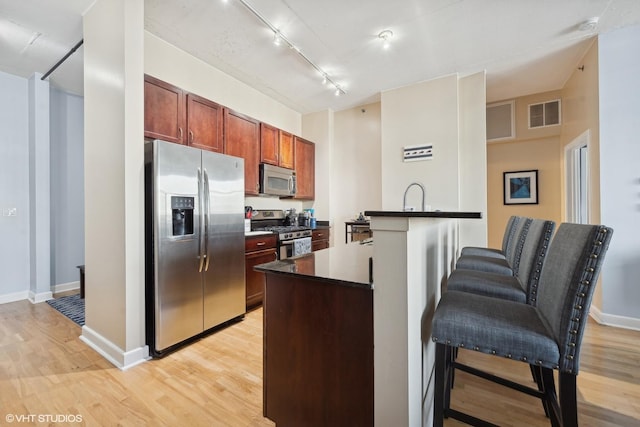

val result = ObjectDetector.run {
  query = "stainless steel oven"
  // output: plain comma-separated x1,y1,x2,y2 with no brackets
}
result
279,231,312,259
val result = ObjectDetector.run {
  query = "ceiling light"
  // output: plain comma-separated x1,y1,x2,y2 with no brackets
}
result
378,29,393,49
273,31,283,46
235,0,347,96
578,17,599,31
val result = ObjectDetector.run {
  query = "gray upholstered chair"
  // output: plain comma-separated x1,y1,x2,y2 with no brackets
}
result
447,219,555,304
460,215,522,259
431,223,613,427
455,217,532,276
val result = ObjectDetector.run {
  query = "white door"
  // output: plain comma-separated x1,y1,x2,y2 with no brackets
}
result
565,130,590,224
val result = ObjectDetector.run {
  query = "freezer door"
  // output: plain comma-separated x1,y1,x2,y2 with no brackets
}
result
201,151,246,330
153,140,204,351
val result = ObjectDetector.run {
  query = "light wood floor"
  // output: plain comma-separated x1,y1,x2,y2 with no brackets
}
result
1,294,639,426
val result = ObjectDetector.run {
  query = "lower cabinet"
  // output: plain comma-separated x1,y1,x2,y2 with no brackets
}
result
311,229,330,252
245,234,278,309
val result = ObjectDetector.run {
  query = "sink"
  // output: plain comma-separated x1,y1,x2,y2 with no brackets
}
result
245,230,273,237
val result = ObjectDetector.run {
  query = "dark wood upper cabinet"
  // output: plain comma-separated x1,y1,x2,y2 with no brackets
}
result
144,75,185,144
294,136,315,200
278,130,294,169
224,108,260,195
260,123,279,166
186,93,224,153
261,124,295,170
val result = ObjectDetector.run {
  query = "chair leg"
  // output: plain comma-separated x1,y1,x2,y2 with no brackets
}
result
541,367,561,427
559,372,578,427
531,365,551,417
434,342,447,427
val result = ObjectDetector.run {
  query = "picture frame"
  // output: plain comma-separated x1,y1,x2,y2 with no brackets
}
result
503,170,538,205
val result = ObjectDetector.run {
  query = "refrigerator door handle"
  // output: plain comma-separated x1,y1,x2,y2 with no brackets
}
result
197,168,205,273
203,168,211,272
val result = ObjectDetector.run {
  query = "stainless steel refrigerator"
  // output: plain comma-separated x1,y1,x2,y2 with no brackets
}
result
145,139,245,357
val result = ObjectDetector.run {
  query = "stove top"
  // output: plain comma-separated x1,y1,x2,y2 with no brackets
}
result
255,225,310,233
254,225,312,240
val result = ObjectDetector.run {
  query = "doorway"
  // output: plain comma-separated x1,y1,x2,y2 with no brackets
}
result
565,130,590,224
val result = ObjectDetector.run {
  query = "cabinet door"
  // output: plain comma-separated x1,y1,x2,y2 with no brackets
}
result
294,136,315,199
245,248,277,308
186,93,224,153
279,130,294,169
224,109,260,195
144,75,185,144
260,123,279,166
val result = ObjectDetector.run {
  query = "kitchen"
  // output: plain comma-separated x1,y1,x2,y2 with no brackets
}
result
3,0,640,425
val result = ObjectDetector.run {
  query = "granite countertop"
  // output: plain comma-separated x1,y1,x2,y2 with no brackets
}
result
254,242,373,289
364,210,482,219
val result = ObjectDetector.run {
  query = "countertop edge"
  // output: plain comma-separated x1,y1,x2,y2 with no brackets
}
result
364,210,482,219
254,255,373,290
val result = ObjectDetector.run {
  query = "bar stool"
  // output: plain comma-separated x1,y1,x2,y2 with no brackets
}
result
455,217,532,276
447,219,555,304
432,223,613,426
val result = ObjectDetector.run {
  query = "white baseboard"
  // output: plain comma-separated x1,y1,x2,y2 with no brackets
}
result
28,290,53,304
590,306,640,331
80,325,149,370
0,290,29,305
1,282,80,305
53,281,80,294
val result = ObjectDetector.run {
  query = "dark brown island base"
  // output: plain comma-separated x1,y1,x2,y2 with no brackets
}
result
255,242,374,427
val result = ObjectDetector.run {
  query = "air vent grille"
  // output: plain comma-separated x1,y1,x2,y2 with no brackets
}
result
486,101,514,142
529,99,561,128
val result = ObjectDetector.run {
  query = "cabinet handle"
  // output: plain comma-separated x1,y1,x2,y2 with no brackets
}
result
316,233,324,237
179,127,183,140
189,130,194,143
256,182,260,192
256,242,266,246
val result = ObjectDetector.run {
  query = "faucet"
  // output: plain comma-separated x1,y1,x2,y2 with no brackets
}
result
403,182,426,211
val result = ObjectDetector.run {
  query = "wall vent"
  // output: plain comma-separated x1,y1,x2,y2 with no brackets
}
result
529,99,561,128
486,100,515,142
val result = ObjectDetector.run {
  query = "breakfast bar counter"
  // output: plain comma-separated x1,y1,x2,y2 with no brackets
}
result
256,211,482,426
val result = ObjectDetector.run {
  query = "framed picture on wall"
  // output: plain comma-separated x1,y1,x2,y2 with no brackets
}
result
503,170,538,205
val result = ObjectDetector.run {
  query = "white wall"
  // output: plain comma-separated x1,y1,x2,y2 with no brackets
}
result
331,103,382,244
50,88,85,287
28,74,52,302
458,72,488,248
381,75,461,212
598,24,640,324
82,0,147,367
0,71,31,301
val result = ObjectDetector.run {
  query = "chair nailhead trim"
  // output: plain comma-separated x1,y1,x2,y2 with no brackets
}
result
491,350,496,354
506,354,512,359
459,343,465,348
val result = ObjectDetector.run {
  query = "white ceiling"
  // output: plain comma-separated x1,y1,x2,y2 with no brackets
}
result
2,0,640,113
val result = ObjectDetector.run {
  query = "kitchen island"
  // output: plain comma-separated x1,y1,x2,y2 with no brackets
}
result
256,211,481,426
255,242,374,427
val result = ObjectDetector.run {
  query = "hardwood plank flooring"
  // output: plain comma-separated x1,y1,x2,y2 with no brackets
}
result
1,294,639,426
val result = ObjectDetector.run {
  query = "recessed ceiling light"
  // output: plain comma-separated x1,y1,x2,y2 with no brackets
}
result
378,29,393,49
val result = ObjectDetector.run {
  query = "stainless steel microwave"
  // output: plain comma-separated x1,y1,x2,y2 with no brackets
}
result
259,163,296,197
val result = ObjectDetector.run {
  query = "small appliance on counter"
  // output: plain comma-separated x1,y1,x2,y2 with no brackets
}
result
251,209,313,259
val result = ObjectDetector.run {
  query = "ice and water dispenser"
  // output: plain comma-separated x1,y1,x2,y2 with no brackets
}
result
171,196,194,236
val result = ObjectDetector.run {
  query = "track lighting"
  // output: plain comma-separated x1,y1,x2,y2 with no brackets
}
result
273,31,283,46
235,0,346,96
